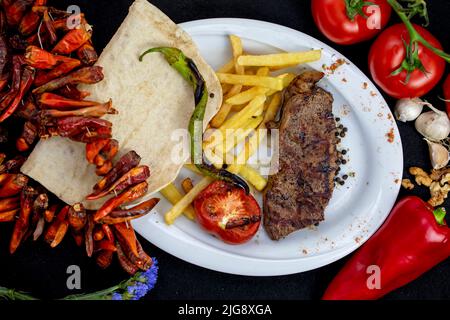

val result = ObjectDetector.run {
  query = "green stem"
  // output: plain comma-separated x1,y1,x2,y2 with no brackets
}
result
61,284,120,300
433,207,446,226
388,0,450,63
0,287,38,300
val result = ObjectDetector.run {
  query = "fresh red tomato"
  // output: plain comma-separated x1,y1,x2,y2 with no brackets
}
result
193,181,261,245
311,0,392,45
444,74,450,117
369,23,445,99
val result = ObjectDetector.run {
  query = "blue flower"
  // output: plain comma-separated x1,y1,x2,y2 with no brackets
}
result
121,258,158,300
111,292,122,300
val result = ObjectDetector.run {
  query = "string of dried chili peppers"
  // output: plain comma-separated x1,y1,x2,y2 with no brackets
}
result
0,1,157,275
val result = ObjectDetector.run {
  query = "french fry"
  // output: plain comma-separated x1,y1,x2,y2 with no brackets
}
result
212,116,264,168
237,50,322,67
229,35,244,75
160,184,195,222
216,73,284,91
234,93,282,165
210,103,233,128
217,59,235,73
226,163,267,191
210,84,243,128
226,73,294,106
236,165,267,191
223,94,281,190
164,177,213,225
211,36,245,128
204,95,266,149
263,92,282,124
181,178,194,193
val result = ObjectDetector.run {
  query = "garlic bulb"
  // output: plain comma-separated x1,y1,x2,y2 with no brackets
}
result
425,139,449,170
394,98,427,122
415,104,450,141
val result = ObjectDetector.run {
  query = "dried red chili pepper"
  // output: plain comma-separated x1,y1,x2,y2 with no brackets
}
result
30,193,48,241
67,203,87,231
71,230,84,247
95,161,113,176
10,186,37,254
0,56,23,112
93,151,141,193
0,196,19,212
93,227,105,241
56,85,90,100
0,156,26,174
94,182,149,222
0,71,10,92
56,116,112,138
52,13,85,32
43,204,57,223
0,173,28,198
77,41,98,66
0,35,8,76
99,198,159,224
44,205,68,247
33,66,103,94
15,96,39,120
24,45,59,69
88,166,150,200
0,8,6,34
0,208,18,222
136,239,152,270
41,100,117,119
0,66,35,122
70,125,112,143
93,138,119,167
42,9,57,45
116,241,139,275
34,56,81,86
39,92,99,109
113,222,139,258
86,139,109,164
96,250,114,269
5,0,34,27
16,121,38,152
52,25,92,54
115,225,149,271
85,213,95,257
18,0,47,36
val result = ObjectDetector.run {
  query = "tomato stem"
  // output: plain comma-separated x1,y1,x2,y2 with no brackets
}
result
388,0,450,63
344,0,376,21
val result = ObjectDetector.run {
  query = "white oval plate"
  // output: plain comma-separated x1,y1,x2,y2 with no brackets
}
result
132,19,403,276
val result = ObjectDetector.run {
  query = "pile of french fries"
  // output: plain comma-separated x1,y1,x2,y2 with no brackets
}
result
162,35,322,225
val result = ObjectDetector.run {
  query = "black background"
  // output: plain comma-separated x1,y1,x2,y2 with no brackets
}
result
0,0,449,300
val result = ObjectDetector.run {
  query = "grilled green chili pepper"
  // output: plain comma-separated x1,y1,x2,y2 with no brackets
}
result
139,47,249,193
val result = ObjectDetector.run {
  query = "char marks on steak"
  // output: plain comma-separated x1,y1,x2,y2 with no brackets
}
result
263,71,338,240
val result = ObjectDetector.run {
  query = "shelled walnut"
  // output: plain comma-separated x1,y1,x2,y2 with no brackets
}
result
406,166,450,206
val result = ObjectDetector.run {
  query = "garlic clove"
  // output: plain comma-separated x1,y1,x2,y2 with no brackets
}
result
415,104,450,142
394,98,424,122
426,139,449,170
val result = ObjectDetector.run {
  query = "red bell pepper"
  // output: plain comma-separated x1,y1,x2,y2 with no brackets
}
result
323,196,450,300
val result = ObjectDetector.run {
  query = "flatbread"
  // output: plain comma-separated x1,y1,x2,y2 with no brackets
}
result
21,0,222,210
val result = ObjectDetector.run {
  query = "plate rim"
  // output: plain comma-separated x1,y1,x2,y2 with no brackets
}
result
133,18,404,276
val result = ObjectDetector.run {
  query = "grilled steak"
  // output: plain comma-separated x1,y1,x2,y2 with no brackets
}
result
263,71,338,240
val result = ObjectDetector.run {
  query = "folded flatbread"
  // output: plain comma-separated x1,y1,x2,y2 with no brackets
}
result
21,0,222,209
